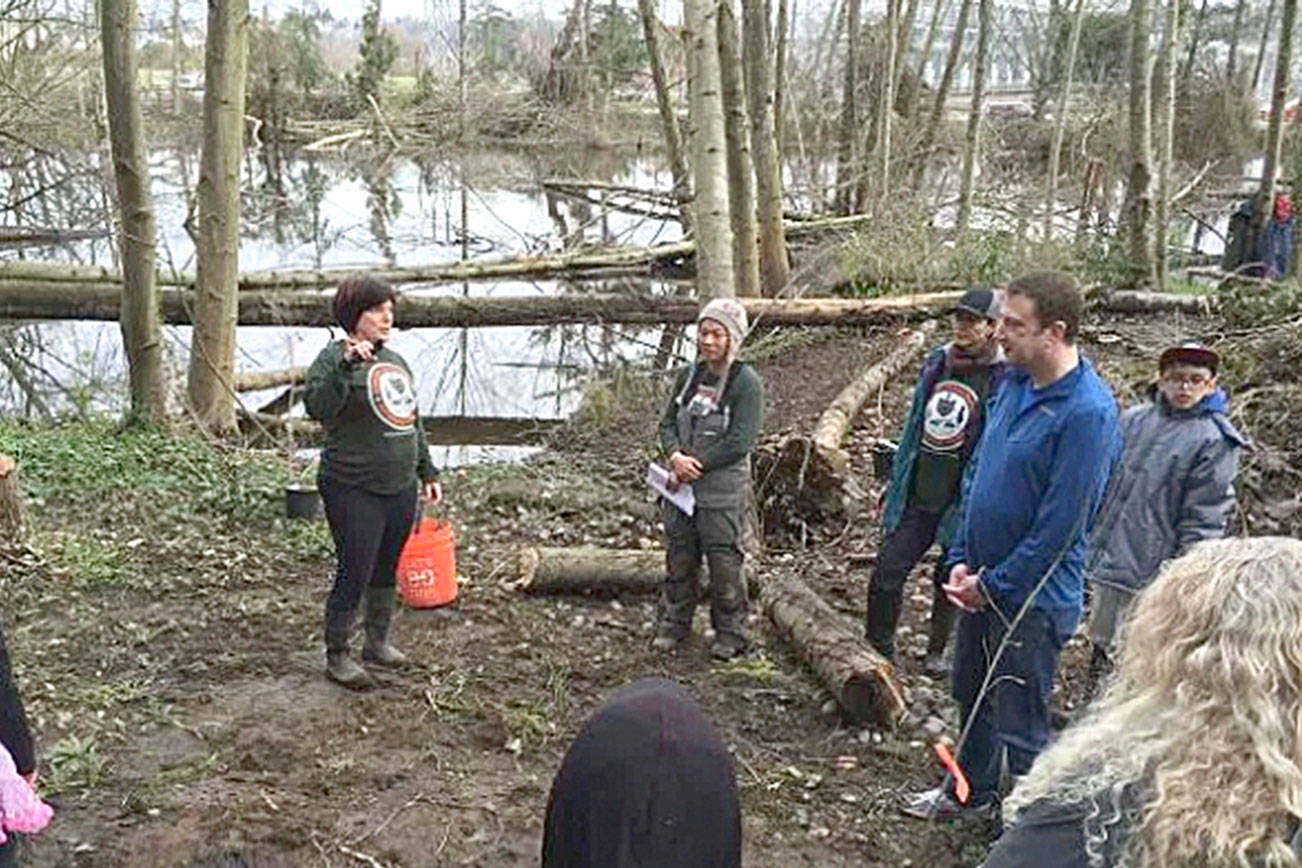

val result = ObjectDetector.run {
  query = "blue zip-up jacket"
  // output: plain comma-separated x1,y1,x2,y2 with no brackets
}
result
947,358,1121,638
881,345,1007,547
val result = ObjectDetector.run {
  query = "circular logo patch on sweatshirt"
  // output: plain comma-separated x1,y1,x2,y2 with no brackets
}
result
367,363,418,431
922,380,979,451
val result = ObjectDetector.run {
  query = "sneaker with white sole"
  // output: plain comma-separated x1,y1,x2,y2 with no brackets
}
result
900,785,1000,827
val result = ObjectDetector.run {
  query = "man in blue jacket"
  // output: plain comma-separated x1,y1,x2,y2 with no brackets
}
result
903,271,1121,823
867,287,1006,676
1084,342,1247,695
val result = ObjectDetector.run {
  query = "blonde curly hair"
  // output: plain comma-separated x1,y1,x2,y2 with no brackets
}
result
1005,537,1302,867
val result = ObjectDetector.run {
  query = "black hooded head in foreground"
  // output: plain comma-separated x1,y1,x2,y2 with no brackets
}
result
541,677,741,868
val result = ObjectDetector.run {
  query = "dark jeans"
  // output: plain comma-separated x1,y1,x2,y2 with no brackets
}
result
320,478,419,652
952,606,1064,800
869,505,948,596
660,502,747,641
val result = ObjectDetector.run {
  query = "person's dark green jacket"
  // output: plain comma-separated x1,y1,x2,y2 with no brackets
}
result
659,362,763,470
304,340,437,495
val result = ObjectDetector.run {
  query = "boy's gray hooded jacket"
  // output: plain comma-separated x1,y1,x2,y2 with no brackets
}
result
1087,388,1248,593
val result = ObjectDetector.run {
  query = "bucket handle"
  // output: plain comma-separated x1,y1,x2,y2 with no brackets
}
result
411,491,445,536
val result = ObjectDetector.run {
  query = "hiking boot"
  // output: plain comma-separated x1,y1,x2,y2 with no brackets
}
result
865,586,902,661
900,786,999,826
362,586,408,667
710,634,747,661
326,651,375,689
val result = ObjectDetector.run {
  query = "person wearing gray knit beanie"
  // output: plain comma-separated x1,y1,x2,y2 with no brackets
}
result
653,299,764,660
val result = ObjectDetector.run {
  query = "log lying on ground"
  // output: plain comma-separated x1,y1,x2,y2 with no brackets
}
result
508,543,906,725
512,546,663,594
756,324,938,535
757,567,906,726
234,366,306,392
812,320,939,455
0,285,1209,328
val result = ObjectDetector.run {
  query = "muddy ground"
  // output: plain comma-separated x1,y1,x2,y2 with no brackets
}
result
2,311,1298,867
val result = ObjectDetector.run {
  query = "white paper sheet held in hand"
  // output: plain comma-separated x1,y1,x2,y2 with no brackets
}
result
647,462,695,516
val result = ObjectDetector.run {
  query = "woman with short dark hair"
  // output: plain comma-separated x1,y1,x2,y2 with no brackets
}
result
305,277,441,688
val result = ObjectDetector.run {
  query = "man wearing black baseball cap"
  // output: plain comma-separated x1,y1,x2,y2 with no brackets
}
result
1083,340,1248,695
867,286,1007,676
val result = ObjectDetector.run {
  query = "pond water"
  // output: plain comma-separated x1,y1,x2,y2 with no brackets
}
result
0,143,688,464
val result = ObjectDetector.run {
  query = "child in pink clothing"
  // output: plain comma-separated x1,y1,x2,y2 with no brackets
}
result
0,743,49,844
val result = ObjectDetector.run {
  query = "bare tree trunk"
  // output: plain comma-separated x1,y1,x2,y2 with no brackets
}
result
170,0,182,114
686,0,736,298
1045,0,1085,243
1253,0,1279,93
101,0,167,425
774,0,790,156
1227,0,1246,85
835,0,862,214
1255,0,1297,253
637,0,694,233
1123,0,1156,287
1155,0,1180,289
911,0,950,117
743,0,790,296
1179,0,1208,89
188,0,248,431
915,0,973,187
718,0,761,296
955,0,990,236
875,0,900,205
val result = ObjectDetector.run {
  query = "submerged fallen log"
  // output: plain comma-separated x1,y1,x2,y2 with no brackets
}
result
0,285,1209,328
512,546,663,594
239,413,565,446
756,568,906,726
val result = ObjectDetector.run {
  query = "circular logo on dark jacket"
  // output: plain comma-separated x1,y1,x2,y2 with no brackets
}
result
366,363,417,431
922,380,979,451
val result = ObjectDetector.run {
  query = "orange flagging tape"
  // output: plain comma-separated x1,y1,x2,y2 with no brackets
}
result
934,741,970,805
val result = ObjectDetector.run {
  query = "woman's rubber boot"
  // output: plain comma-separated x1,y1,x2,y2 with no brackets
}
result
362,586,409,667
922,585,957,679
326,650,375,689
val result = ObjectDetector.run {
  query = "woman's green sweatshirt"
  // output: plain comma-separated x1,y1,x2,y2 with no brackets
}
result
304,340,437,494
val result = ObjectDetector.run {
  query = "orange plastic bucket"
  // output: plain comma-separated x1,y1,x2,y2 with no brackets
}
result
396,518,458,608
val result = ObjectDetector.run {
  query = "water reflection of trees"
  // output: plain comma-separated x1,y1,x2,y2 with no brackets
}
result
0,147,113,265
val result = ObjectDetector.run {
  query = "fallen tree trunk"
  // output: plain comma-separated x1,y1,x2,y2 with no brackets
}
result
756,567,906,726
812,321,938,454
757,324,939,537
0,214,881,291
508,542,906,725
234,366,306,392
0,285,1209,328
240,412,565,446
512,546,663,594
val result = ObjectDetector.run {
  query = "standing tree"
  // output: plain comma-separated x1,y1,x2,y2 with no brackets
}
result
170,0,183,114
1226,0,1247,85
915,0,973,187
686,0,736,298
101,0,167,425
874,0,900,205
636,0,693,231
1122,0,1155,286
1044,0,1086,243
718,0,760,296
1252,0,1280,93
1154,0,1180,289
188,0,249,432
742,0,790,295
1255,0,1298,254
350,0,397,112
955,0,991,236
910,0,952,117
835,0,863,213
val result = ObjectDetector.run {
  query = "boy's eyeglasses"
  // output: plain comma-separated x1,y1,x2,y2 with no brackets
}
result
1161,373,1211,387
